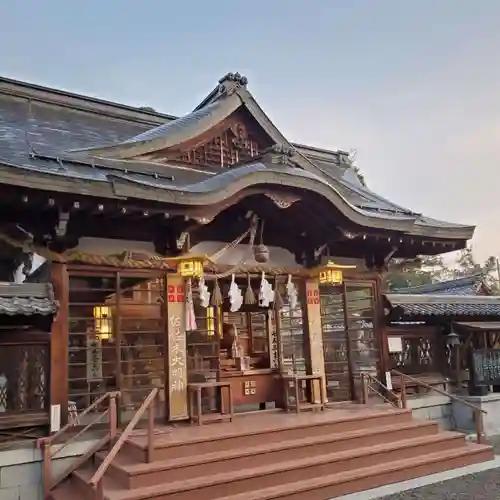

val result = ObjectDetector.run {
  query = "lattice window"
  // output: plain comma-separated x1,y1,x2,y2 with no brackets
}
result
177,123,260,167
0,344,49,414
389,333,440,375
275,280,306,375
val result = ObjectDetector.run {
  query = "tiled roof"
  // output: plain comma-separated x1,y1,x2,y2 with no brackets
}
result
392,274,487,296
386,294,500,318
0,75,475,241
0,283,58,316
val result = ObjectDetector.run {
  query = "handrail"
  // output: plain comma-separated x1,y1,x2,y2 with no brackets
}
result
43,391,119,447
51,408,110,459
360,373,400,408
391,370,486,414
392,370,486,444
38,390,119,499
90,387,159,490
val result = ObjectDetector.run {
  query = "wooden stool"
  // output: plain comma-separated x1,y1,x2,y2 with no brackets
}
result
188,381,234,425
282,374,326,413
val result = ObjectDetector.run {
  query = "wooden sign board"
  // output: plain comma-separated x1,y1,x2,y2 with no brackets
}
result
388,336,403,353
304,280,327,403
471,349,500,387
86,336,103,382
167,275,188,421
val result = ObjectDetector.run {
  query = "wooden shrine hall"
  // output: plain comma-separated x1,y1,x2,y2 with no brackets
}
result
0,73,493,499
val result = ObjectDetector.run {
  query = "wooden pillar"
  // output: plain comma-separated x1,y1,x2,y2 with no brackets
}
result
166,274,188,421
304,279,327,403
50,262,69,425
375,274,389,379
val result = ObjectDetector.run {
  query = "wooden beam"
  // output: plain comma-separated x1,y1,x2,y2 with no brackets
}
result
50,262,69,425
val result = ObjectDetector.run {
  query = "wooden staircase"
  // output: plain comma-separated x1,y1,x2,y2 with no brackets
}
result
48,404,494,500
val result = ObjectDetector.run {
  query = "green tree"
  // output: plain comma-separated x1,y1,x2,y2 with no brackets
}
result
384,255,448,291
450,246,499,293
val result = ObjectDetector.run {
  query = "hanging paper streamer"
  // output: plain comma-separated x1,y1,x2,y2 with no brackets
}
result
211,279,223,306
198,277,211,308
258,272,274,308
185,278,197,331
244,273,256,305
229,274,243,312
286,274,298,310
273,277,284,310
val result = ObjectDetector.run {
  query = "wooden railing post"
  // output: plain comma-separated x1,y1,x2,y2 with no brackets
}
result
109,394,117,443
147,394,155,463
41,439,52,499
399,374,407,409
96,478,104,500
474,408,484,444
361,374,369,404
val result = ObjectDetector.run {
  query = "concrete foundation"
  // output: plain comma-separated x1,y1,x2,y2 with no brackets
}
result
408,394,453,430
0,438,99,500
452,392,500,437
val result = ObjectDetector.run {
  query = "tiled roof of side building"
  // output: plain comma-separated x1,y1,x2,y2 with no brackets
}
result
392,274,487,296
0,282,58,316
386,293,500,317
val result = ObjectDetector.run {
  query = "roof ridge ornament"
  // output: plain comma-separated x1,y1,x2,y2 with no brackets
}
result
262,144,296,166
217,72,248,98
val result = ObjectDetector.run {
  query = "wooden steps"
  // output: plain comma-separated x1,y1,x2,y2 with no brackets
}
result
49,406,495,500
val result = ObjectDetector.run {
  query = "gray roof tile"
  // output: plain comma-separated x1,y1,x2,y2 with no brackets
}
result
0,79,475,240
387,294,500,317
393,274,486,296
0,283,58,316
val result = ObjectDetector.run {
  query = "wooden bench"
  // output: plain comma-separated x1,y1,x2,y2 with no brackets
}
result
187,381,234,426
282,374,326,413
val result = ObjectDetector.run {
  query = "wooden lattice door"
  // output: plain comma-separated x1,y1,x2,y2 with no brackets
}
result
320,282,379,402
68,270,167,422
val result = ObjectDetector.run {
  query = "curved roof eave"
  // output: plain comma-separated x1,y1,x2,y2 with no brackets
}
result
67,94,242,159
0,157,474,240
107,162,475,240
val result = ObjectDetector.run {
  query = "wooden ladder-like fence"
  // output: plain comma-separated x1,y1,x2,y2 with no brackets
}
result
361,370,486,444
38,391,119,499
89,387,160,499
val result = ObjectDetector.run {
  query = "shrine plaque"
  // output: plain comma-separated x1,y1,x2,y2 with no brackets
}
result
167,274,188,421
471,349,500,386
305,280,327,403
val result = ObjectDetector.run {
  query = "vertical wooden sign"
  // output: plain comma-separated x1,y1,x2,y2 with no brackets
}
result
267,310,279,369
166,274,188,421
304,279,327,403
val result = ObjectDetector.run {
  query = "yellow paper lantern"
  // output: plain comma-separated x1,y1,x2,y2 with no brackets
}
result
316,261,356,285
178,258,204,278
93,305,113,340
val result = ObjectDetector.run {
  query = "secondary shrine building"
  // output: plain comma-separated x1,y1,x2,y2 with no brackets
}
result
0,72,474,430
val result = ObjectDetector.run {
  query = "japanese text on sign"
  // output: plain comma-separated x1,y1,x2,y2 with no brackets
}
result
168,315,186,393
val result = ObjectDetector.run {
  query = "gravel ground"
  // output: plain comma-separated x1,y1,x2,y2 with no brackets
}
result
379,438,500,500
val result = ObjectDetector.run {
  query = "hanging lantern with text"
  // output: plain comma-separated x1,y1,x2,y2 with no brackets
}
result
177,257,204,278
317,261,356,285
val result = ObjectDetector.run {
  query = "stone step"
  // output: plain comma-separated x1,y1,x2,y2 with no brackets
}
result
207,444,495,500
123,408,413,461
71,432,475,499
96,420,442,488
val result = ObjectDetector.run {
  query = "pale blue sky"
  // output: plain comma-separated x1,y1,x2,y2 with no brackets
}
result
1,1,500,260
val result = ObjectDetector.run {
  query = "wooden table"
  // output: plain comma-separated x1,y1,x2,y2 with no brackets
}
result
187,381,234,426
282,374,326,413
